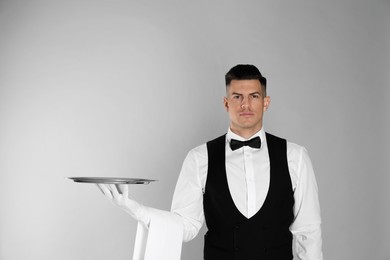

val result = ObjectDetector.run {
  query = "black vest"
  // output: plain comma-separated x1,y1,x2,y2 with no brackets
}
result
203,133,294,260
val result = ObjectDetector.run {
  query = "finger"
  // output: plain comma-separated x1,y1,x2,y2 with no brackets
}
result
122,184,129,198
115,184,123,194
98,184,113,199
96,184,105,195
109,184,120,198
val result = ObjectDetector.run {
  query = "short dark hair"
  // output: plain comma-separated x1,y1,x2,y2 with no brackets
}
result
225,64,267,95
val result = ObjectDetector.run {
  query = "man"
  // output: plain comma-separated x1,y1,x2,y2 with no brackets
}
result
98,64,323,259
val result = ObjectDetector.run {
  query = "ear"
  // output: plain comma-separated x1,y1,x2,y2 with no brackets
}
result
223,97,229,111
263,96,271,112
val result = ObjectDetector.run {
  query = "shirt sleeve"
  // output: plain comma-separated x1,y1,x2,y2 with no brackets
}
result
289,145,323,260
171,147,206,242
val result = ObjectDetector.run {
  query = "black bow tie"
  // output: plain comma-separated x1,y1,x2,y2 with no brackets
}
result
230,136,261,151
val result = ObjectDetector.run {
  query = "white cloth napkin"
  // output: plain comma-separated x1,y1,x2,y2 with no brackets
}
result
133,208,183,260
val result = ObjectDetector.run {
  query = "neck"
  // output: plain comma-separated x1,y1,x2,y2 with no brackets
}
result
230,125,262,139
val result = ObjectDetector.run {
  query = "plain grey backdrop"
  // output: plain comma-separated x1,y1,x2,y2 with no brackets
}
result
0,0,389,259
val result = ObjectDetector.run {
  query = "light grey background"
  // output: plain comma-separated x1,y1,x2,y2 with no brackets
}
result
0,0,389,259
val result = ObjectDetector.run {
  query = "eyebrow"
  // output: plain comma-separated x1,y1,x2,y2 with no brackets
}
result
231,91,262,96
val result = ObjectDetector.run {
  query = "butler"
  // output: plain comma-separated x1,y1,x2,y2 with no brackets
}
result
98,64,323,260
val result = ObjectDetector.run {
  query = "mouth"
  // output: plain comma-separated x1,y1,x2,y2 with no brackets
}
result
240,112,254,117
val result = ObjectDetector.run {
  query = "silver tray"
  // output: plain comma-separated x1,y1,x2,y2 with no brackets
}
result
68,177,156,184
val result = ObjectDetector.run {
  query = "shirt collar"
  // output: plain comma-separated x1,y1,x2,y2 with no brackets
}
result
226,127,266,145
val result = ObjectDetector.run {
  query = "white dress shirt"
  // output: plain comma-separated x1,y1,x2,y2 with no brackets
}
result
171,128,323,260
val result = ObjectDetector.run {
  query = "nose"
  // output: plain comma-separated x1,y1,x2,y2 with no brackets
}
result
241,97,249,109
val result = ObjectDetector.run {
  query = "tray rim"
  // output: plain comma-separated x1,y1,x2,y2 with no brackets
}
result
67,177,157,184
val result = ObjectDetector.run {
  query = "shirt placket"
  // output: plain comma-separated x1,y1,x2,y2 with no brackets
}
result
243,146,256,218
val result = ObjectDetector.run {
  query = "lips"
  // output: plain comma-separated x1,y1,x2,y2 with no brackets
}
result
240,112,254,117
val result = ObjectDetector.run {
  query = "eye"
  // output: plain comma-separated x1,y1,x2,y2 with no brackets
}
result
232,95,242,100
251,94,260,99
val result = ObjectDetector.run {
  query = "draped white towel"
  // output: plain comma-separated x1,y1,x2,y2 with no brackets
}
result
133,208,183,260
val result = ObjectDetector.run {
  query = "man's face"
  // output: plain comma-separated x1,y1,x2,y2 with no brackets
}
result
224,79,270,137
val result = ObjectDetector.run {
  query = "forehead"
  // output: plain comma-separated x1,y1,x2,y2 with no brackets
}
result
227,79,263,94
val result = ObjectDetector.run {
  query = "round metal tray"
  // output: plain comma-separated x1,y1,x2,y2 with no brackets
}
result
68,177,156,184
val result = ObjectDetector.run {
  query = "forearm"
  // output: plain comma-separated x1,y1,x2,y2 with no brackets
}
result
172,211,204,242
291,224,323,260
